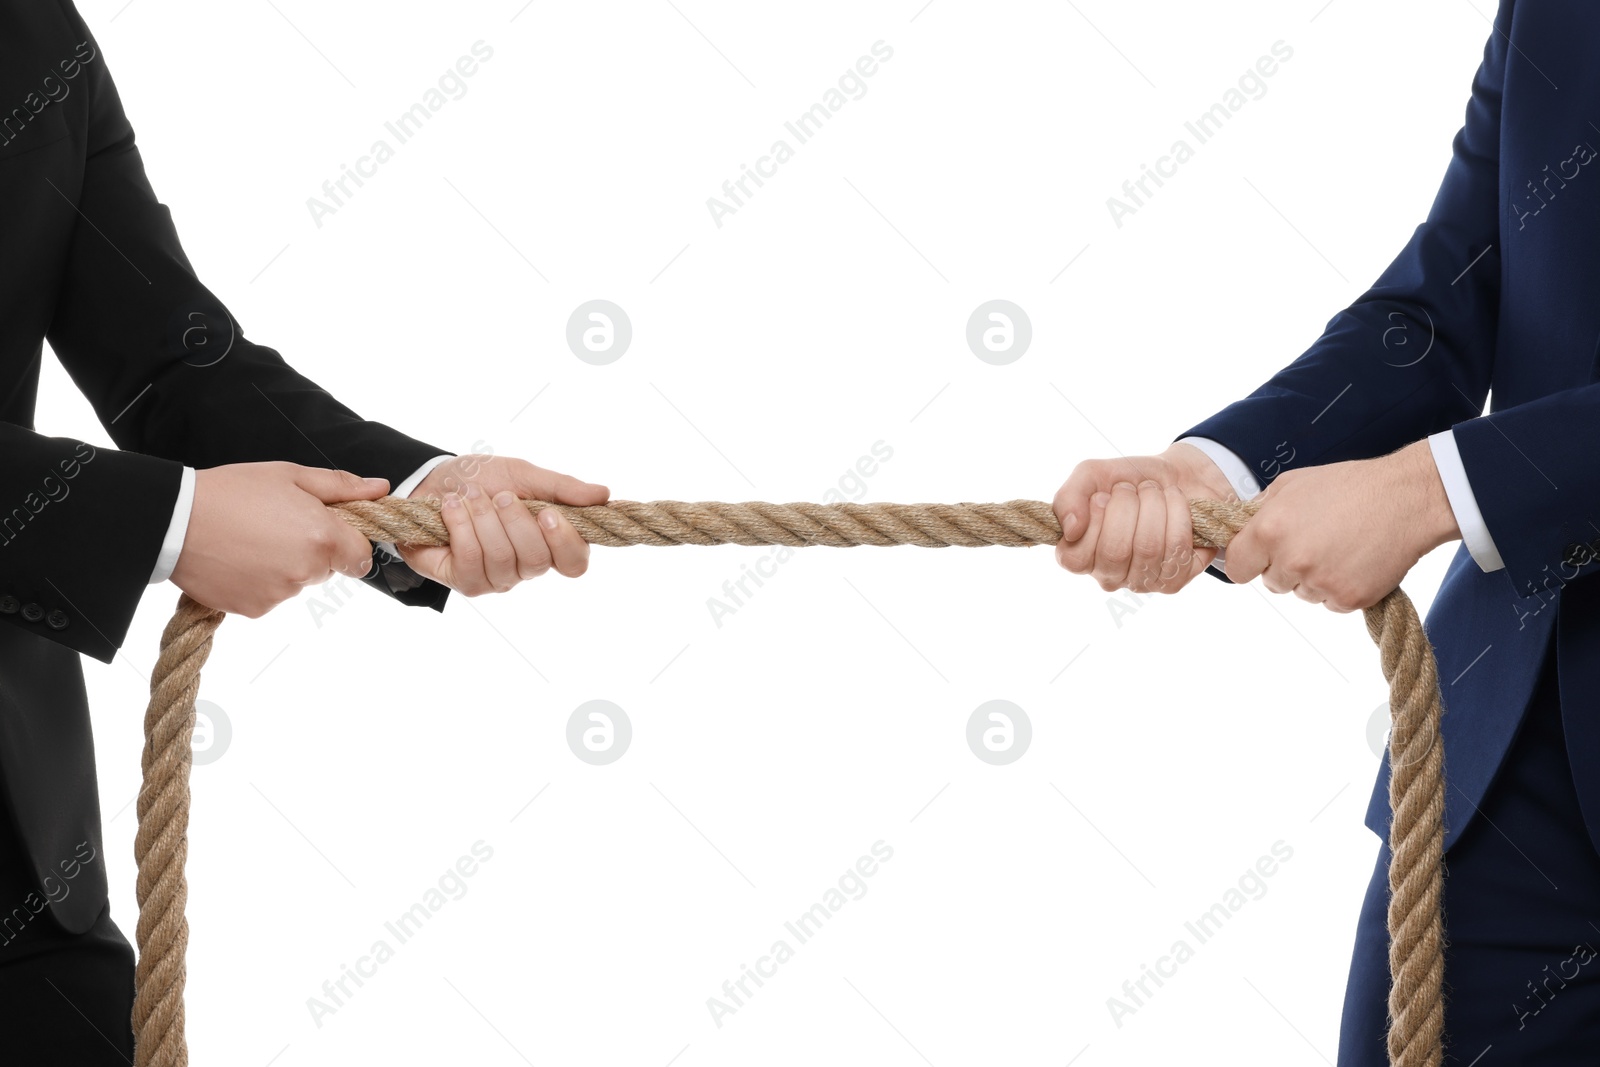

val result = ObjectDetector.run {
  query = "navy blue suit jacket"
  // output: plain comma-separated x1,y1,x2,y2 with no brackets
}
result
1179,0,1600,852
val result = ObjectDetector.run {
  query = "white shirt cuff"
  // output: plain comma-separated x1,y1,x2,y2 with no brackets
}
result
1176,437,1261,573
1427,428,1504,572
1177,436,1262,500
148,465,197,585
374,454,455,562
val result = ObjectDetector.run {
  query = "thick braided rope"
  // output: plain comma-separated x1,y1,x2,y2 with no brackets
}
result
134,496,1443,1067
1194,501,1444,1067
133,593,223,1067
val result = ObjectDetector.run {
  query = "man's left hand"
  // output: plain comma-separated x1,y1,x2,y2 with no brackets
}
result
398,455,609,596
1222,439,1460,612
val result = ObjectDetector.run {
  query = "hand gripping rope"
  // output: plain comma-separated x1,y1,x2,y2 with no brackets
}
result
132,496,1444,1067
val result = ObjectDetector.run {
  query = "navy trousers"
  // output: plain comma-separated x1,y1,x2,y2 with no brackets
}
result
1339,635,1600,1063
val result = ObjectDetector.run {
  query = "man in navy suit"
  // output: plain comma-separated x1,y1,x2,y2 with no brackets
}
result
1055,1,1600,1061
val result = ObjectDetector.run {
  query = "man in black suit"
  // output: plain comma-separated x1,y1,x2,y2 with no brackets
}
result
0,3,606,1059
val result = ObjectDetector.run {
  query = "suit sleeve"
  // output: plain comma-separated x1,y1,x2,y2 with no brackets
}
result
1176,5,1508,525
0,428,181,663
44,0,453,618
1449,381,1600,596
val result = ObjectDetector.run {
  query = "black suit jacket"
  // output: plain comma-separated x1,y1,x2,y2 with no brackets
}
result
0,0,452,933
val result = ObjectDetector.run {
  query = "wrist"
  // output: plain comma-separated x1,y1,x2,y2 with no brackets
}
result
1164,441,1238,502
1390,439,1460,553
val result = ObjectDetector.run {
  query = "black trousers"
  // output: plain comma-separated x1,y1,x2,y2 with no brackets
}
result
1339,634,1600,1063
0,803,135,1063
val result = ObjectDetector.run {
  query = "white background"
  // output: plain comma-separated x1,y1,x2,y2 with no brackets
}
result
38,0,1493,1063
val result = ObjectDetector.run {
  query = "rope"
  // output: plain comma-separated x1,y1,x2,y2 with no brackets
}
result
132,496,1443,1067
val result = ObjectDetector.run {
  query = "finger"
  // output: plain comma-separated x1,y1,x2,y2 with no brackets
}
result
1156,485,1196,591
398,542,447,582
439,491,489,595
1178,544,1218,587
1260,562,1299,596
464,483,520,593
512,462,610,506
493,490,554,580
294,465,390,504
1223,527,1268,586
1127,480,1167,592
328,519,376,580
1052,471,1095,544
1292,582,1326,605
1056,490,1108,573
1053,460,1128,543
536,506,591,578
1092,481,1141,590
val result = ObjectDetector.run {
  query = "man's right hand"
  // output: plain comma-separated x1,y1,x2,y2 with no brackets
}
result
171,462,393,617
1052,442,1239,594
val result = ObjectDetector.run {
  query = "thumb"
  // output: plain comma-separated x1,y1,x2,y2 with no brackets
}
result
513,461,610,506
1185,545,1218,582
294,466,390,504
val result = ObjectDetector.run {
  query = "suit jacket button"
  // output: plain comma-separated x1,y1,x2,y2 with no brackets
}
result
0,595,17,614
20,603,43,622
45,610,69,630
